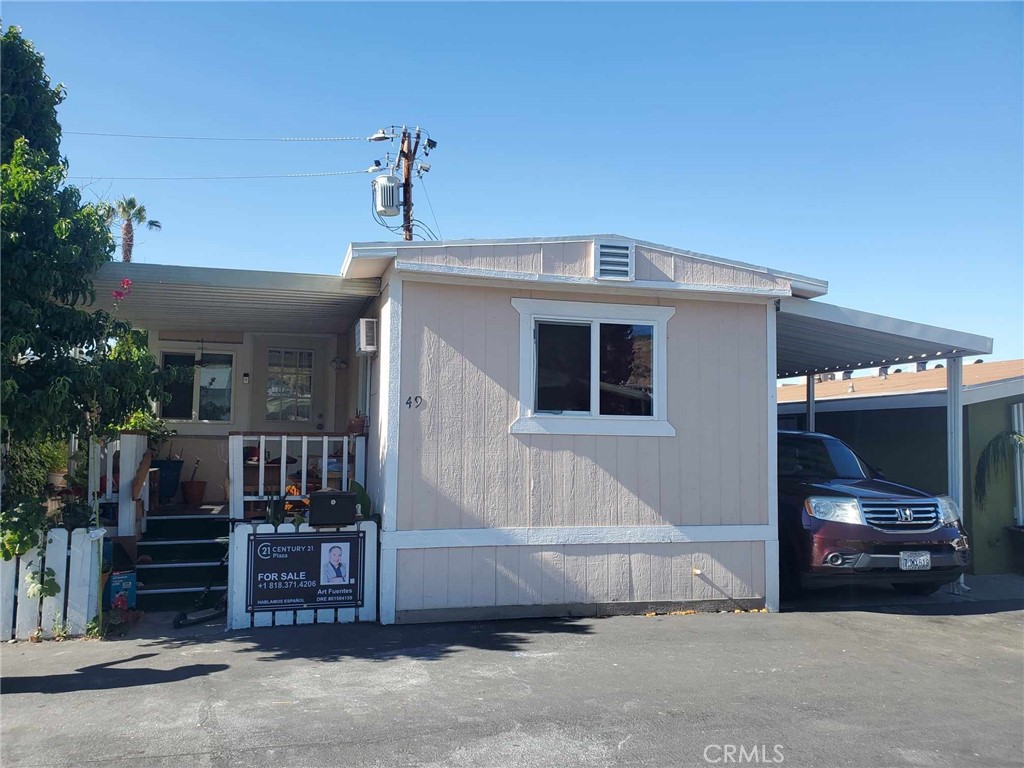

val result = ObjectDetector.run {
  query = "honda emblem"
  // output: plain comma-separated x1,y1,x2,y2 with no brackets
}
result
896,507,914,522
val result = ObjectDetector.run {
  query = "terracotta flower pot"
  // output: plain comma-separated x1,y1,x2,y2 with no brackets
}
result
180,480,207,506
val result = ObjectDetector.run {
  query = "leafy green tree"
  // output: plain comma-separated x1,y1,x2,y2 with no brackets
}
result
108,195,161,262
0,25,61,166
1,25,168,520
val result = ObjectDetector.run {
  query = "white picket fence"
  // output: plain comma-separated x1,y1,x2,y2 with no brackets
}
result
0,528,103,640
226,520,378,631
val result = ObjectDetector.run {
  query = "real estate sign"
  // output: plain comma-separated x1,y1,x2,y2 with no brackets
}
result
246,531,365,612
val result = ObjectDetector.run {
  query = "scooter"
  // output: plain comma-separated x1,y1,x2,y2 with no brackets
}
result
172,545,229,629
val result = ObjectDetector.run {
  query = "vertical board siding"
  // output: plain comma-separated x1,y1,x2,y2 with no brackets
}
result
396,242,788,293
398,282,769,531
396,542,766,610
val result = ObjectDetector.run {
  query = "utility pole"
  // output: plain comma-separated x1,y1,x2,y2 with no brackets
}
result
399,127,421,242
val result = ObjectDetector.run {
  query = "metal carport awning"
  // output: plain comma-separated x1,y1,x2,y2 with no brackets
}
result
776,297,993,379
91,262,380,334
774,297,993,577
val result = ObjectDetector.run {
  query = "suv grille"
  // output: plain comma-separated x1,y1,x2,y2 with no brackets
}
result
861,501,940,532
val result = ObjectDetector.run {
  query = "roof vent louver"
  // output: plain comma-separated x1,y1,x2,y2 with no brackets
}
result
594,240,635,281
356,318,379,356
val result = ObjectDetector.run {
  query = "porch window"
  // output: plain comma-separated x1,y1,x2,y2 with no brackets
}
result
266,348,314,422
511,298,674,437
161,352,234,422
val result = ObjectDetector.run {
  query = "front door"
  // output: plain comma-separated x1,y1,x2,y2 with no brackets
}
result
249,334,336,434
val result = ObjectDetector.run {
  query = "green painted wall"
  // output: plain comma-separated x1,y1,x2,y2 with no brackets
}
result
963,399,1021,575
781,395,1023,574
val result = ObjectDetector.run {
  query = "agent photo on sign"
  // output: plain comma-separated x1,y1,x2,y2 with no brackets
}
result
320,543,351,585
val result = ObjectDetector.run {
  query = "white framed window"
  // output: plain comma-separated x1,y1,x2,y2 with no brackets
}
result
593,239,635,281
265,348,314,422
161,351,234,422
510,298,675,437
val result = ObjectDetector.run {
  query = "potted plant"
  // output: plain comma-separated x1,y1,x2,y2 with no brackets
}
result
347,411,368,435
120,410,181,503
180,459,206,506
39,438,69,489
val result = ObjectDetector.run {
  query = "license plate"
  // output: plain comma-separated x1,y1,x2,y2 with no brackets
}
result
899,551,931,571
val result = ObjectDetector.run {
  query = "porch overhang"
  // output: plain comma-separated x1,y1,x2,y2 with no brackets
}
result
92,262,380,334
776,297,993,379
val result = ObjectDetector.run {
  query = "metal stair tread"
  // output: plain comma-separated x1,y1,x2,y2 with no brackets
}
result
136,560,225,569
137,583,228,595
139,537,230,545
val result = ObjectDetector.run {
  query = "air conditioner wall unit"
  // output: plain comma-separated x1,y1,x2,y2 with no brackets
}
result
356,317,379,356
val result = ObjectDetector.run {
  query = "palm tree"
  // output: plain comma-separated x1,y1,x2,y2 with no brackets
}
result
109,196,161,262
973,430,1024,508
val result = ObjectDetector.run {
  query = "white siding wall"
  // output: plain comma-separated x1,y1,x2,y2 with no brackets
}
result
397,283,769,530
387,280,771,618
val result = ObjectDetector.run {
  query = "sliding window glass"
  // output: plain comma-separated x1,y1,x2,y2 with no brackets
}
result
161,353,196,419
599,323,654,416
535,322,590,413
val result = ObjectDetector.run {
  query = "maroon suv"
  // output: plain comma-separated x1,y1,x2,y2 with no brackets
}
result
778,430,971,596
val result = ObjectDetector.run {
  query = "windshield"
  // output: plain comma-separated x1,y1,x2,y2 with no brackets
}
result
778,435,871,481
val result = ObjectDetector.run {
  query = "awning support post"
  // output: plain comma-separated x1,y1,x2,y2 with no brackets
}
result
946,358,969,593
805,375,816,432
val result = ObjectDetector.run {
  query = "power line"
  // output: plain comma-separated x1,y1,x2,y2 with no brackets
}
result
68,169,371,181
65,130,367,142
418,173,443,241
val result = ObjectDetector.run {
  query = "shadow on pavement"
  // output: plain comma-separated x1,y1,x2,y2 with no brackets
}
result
134,615,596,664
782,582,1024,616
1,653,229,695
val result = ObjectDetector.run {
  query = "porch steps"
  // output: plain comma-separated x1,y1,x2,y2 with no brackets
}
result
135,511,231,612
145,514,230,540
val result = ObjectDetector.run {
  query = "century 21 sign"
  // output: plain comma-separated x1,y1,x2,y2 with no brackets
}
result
246,531,365,613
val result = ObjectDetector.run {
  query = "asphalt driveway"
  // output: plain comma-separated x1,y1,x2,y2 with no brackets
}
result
1,592,1022,768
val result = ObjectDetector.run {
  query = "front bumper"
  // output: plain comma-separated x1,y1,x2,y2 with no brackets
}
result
798,518,970,588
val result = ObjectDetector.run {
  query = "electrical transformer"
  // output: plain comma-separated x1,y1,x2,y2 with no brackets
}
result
372,174,401,217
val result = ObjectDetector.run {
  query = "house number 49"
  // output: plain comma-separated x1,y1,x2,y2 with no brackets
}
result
405,396,423,409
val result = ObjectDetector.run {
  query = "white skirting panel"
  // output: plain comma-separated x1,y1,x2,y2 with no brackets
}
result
393,540,766,615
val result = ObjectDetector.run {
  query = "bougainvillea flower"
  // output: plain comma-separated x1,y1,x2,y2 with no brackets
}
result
120,278,133,290
111,290,125,301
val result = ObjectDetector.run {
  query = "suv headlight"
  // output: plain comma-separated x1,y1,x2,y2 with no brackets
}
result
805,497,864,525
937,495,961,524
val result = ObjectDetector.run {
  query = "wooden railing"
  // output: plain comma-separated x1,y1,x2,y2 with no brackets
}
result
86,432,150,537
227,433,367,520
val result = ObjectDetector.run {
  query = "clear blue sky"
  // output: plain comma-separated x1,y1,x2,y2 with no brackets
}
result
8,2,1023,360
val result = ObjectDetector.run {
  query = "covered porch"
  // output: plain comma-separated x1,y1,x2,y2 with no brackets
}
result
89,262,380,609
91,261,380,511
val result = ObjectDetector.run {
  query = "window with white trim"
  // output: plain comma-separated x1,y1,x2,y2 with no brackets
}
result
511,298,675,437
161,351,234,422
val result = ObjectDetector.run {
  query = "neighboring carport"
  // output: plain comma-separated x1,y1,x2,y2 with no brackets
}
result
774,296,993,542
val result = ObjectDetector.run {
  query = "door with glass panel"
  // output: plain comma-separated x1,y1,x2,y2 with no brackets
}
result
251,335,332,433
